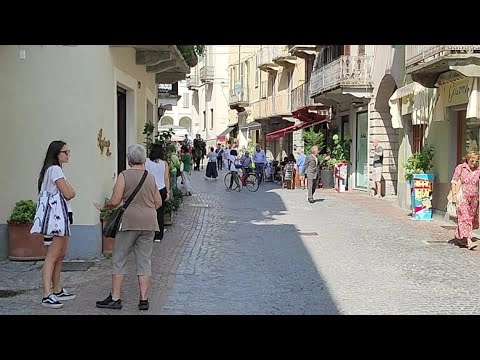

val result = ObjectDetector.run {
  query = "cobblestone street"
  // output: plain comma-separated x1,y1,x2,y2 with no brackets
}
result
2,168,480,315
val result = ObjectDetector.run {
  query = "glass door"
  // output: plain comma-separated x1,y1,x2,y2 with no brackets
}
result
355,111,369,189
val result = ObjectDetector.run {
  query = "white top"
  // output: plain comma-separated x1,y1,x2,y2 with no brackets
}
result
145,158,167,190
207,152,217,162
227,153,238,172
41,165,72,212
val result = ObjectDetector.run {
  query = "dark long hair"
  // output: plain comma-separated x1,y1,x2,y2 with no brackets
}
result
38,140,66,193
149,144,165,161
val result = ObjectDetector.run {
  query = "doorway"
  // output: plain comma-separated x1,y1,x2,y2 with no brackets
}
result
355,111,369,189
117,86,127,174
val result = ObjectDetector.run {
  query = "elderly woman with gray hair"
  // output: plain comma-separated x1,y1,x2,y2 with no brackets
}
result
94,144,162,311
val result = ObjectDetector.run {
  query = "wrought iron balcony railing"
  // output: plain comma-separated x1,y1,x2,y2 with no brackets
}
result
309,55,374,97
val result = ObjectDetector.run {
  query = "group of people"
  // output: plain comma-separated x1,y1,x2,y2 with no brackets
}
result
32,133,480,312
34,140,182,311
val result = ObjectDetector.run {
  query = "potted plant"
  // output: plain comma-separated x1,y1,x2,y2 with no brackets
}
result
403,145,435,220
100,207,116,255
164,187,183,225
328,134,351,192
7,199,46,261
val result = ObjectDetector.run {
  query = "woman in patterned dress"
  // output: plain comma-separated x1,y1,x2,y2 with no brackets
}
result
451,150,480,250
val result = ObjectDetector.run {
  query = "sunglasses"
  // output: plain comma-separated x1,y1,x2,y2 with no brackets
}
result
60,150,71,155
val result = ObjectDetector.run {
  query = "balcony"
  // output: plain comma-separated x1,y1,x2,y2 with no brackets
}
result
200,66,214,83
257,46,280,73
158,83,180,99
186,75,200,90
110,45,190,84
272,45,296,67
309,55,374,98
229,86,250,107
405,45,480,88
288,45,317,59
251,92,291,120
291,82,315,112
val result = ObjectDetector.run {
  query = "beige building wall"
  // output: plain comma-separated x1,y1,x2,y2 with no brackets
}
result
0,45,158,259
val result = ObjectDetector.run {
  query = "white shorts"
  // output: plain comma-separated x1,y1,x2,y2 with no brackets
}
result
372,166,382,182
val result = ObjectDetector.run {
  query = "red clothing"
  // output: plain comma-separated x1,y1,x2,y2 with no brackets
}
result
452,163,480,239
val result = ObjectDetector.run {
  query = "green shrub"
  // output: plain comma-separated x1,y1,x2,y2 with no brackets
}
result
9,200,36,223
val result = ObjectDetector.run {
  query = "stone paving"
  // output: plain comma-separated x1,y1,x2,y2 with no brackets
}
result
2,169,480,315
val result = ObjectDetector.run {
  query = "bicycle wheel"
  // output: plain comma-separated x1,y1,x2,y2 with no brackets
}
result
245,173,260,192
224,172,238,191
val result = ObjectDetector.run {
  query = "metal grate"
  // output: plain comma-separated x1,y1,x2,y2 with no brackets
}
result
298,231,319,236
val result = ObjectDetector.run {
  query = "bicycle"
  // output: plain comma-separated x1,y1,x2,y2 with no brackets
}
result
224,169,259,192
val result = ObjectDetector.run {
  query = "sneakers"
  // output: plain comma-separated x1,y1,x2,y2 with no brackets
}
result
54,288,76,301
138,299,149,311
42,294,63,309
96,293,122,309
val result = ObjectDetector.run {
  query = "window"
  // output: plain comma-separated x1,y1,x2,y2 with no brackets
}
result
203,111,206,130
210,109,214,129
183,92,189,108
412,124,426,153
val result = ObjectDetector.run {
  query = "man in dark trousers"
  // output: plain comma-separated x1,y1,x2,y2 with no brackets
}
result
304,145,330,203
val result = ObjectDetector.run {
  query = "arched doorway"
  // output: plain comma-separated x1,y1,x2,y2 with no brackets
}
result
160,116,174,126
179,116,192,135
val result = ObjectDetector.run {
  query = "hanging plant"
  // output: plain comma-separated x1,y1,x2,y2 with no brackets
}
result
177,45,205,67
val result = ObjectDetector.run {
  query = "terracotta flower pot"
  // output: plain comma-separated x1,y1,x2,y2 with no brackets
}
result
8,222,46,261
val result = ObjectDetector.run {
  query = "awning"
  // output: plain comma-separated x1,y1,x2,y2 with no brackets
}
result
217,123,238,138
265,119,326,142
239,121,262,131
388,82,435,129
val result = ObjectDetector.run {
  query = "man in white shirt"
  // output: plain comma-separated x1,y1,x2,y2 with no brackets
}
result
253,145,267,184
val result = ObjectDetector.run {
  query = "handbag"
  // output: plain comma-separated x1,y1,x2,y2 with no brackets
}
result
103,170,148,239
446,178,463,218
31,167,71,237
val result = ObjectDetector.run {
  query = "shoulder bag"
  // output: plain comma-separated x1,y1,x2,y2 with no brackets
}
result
103,170,148,238
31,166,71,237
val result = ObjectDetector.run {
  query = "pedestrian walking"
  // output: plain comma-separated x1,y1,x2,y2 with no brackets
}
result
145,144,170,242
450,150,480,250
34,140,76,309
304,145,329,203
371,138,384,198
205,146,219,180
93,144,162,311
180,145,193,196
296,148,307,190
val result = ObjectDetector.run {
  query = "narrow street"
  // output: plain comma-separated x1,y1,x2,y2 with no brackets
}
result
2,168,480,315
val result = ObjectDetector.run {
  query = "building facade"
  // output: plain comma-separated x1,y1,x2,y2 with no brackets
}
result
158,80,194,137
187,45,230,149
0,45,190,260
309,45,404,195
390,45,480,214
